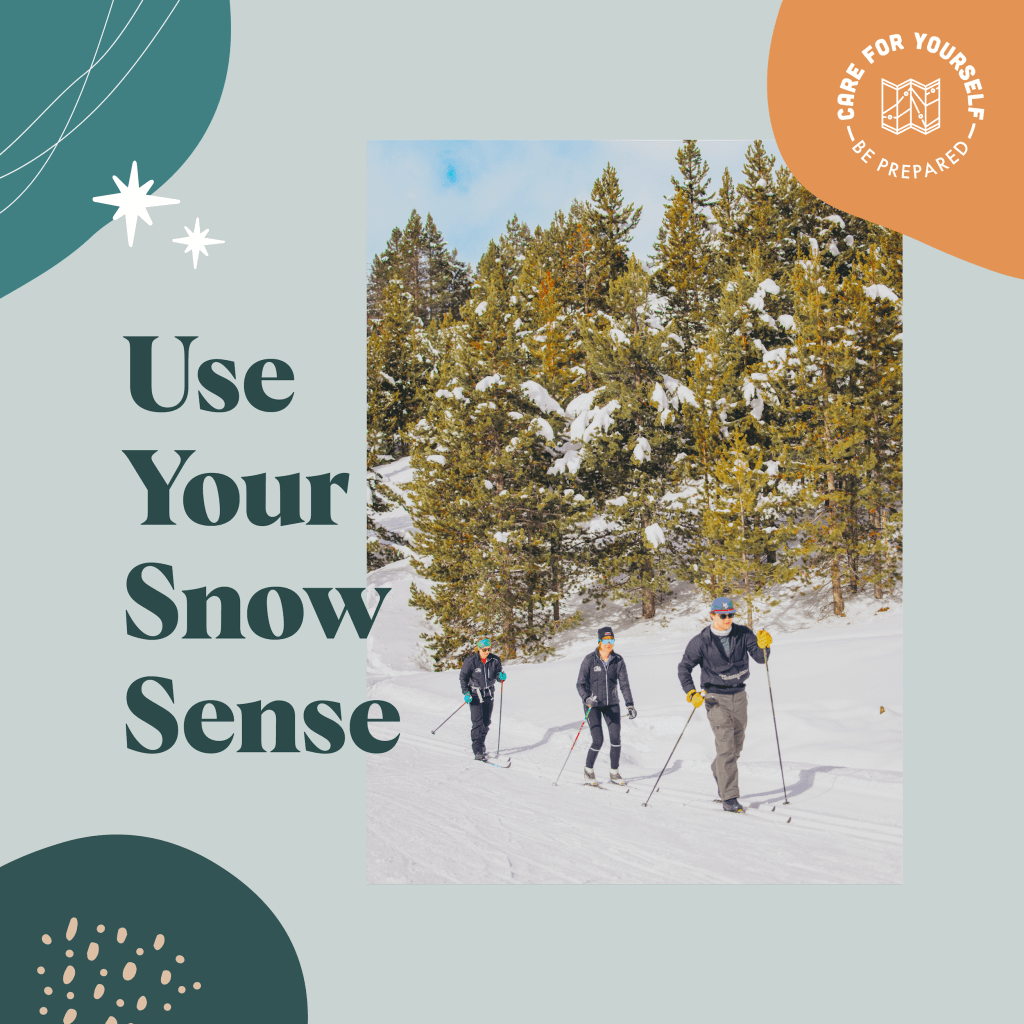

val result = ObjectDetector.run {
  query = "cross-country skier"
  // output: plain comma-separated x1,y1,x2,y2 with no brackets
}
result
459,637,506,761
576,627,636,786
678,597,772,812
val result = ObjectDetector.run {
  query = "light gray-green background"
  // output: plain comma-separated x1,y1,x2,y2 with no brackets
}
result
0,1,1014,1020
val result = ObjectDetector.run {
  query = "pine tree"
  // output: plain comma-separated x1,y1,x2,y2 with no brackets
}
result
651,142,717,350
762,245,861,616
366,277,426,460
367,210,471,327
585,164,642,308
561,257,687,619
366,460,409,571
652,197,716,350
673,140,717,208
407,220,584,665
422,212,472,322
839,237,903,600
671,256,770,596
734,141,784,272
699,432,793,624
712,167,743,268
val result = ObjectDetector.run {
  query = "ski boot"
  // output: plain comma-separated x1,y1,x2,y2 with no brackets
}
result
474,751,489,761
583,767,600,786
722,797,746,813
608,770,627,786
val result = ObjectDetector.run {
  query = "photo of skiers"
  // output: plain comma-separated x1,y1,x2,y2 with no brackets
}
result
366,140,902,883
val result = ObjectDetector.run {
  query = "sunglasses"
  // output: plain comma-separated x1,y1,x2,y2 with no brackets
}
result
715,612,735,619
599,637,615,645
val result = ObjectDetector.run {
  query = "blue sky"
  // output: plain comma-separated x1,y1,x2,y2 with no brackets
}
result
367,139,784,271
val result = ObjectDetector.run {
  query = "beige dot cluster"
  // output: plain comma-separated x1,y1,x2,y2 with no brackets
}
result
36,917,204,1018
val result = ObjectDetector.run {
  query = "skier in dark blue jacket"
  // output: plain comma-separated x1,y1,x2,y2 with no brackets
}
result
459,637,506,760
576,626,636,785
678,597,772,812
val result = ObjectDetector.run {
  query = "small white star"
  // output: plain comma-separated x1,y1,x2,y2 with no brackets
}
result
172,217,225,269
93,161,180,246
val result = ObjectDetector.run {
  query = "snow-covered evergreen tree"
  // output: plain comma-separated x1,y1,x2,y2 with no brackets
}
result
762,246,861,616
372,149,903,648
699,432,793,625
652,141,718,350
586,163,642,308
407,221,586,665
554,257,688,618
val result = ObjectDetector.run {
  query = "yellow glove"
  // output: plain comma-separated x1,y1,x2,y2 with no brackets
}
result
686,689,705,709
757,629,772,649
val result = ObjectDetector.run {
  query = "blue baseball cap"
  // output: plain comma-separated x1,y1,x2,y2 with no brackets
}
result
710,597,736,613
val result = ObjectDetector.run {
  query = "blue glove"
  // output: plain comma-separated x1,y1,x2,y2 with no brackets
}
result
463,692,473,704
498,672,507,681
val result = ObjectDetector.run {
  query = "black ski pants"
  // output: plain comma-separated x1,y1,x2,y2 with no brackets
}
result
585,704,621,770
469,694,494,755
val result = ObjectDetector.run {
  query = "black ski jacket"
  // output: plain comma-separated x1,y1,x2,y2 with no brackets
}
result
576,648,633,708
677,624,766,695
459,651,503,700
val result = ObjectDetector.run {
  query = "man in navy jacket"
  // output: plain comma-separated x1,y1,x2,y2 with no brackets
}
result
576,626,636,785
678,597,772,812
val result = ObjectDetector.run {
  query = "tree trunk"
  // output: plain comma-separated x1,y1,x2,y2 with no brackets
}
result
641,586,656,619
831,550,845,616
878,508,890,599
552,548,560,622
822,390,844,617
740,508,753,627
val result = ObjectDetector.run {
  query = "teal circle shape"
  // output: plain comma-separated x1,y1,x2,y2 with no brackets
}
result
0,0,231,301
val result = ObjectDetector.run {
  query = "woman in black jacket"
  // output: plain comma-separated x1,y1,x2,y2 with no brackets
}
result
575,627,636,785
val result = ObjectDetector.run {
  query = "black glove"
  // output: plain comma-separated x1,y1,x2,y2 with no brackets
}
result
626,705,637,720
585,696,598,708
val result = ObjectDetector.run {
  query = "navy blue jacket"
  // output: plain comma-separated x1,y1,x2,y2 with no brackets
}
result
459,651,503,699
576,649,633,708
677,624,766,695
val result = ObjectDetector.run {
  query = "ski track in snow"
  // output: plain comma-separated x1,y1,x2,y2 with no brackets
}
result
367,458,903,885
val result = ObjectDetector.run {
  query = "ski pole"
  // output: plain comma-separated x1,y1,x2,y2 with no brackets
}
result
552,707,591,786
431,699,468,735
495,678,505,758
764,649,789,804
641,705,697,807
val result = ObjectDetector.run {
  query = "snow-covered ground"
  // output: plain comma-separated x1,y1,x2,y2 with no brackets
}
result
367,458,903,884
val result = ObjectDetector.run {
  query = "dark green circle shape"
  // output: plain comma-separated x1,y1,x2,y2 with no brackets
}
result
0,833,307,1021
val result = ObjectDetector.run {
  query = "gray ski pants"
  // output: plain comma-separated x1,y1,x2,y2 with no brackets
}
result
706,690,747,801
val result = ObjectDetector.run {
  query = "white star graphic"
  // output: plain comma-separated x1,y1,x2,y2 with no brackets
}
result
172,217,225,269
93,161,180,247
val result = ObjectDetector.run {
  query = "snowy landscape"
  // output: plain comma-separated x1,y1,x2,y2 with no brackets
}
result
366,458,903,885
